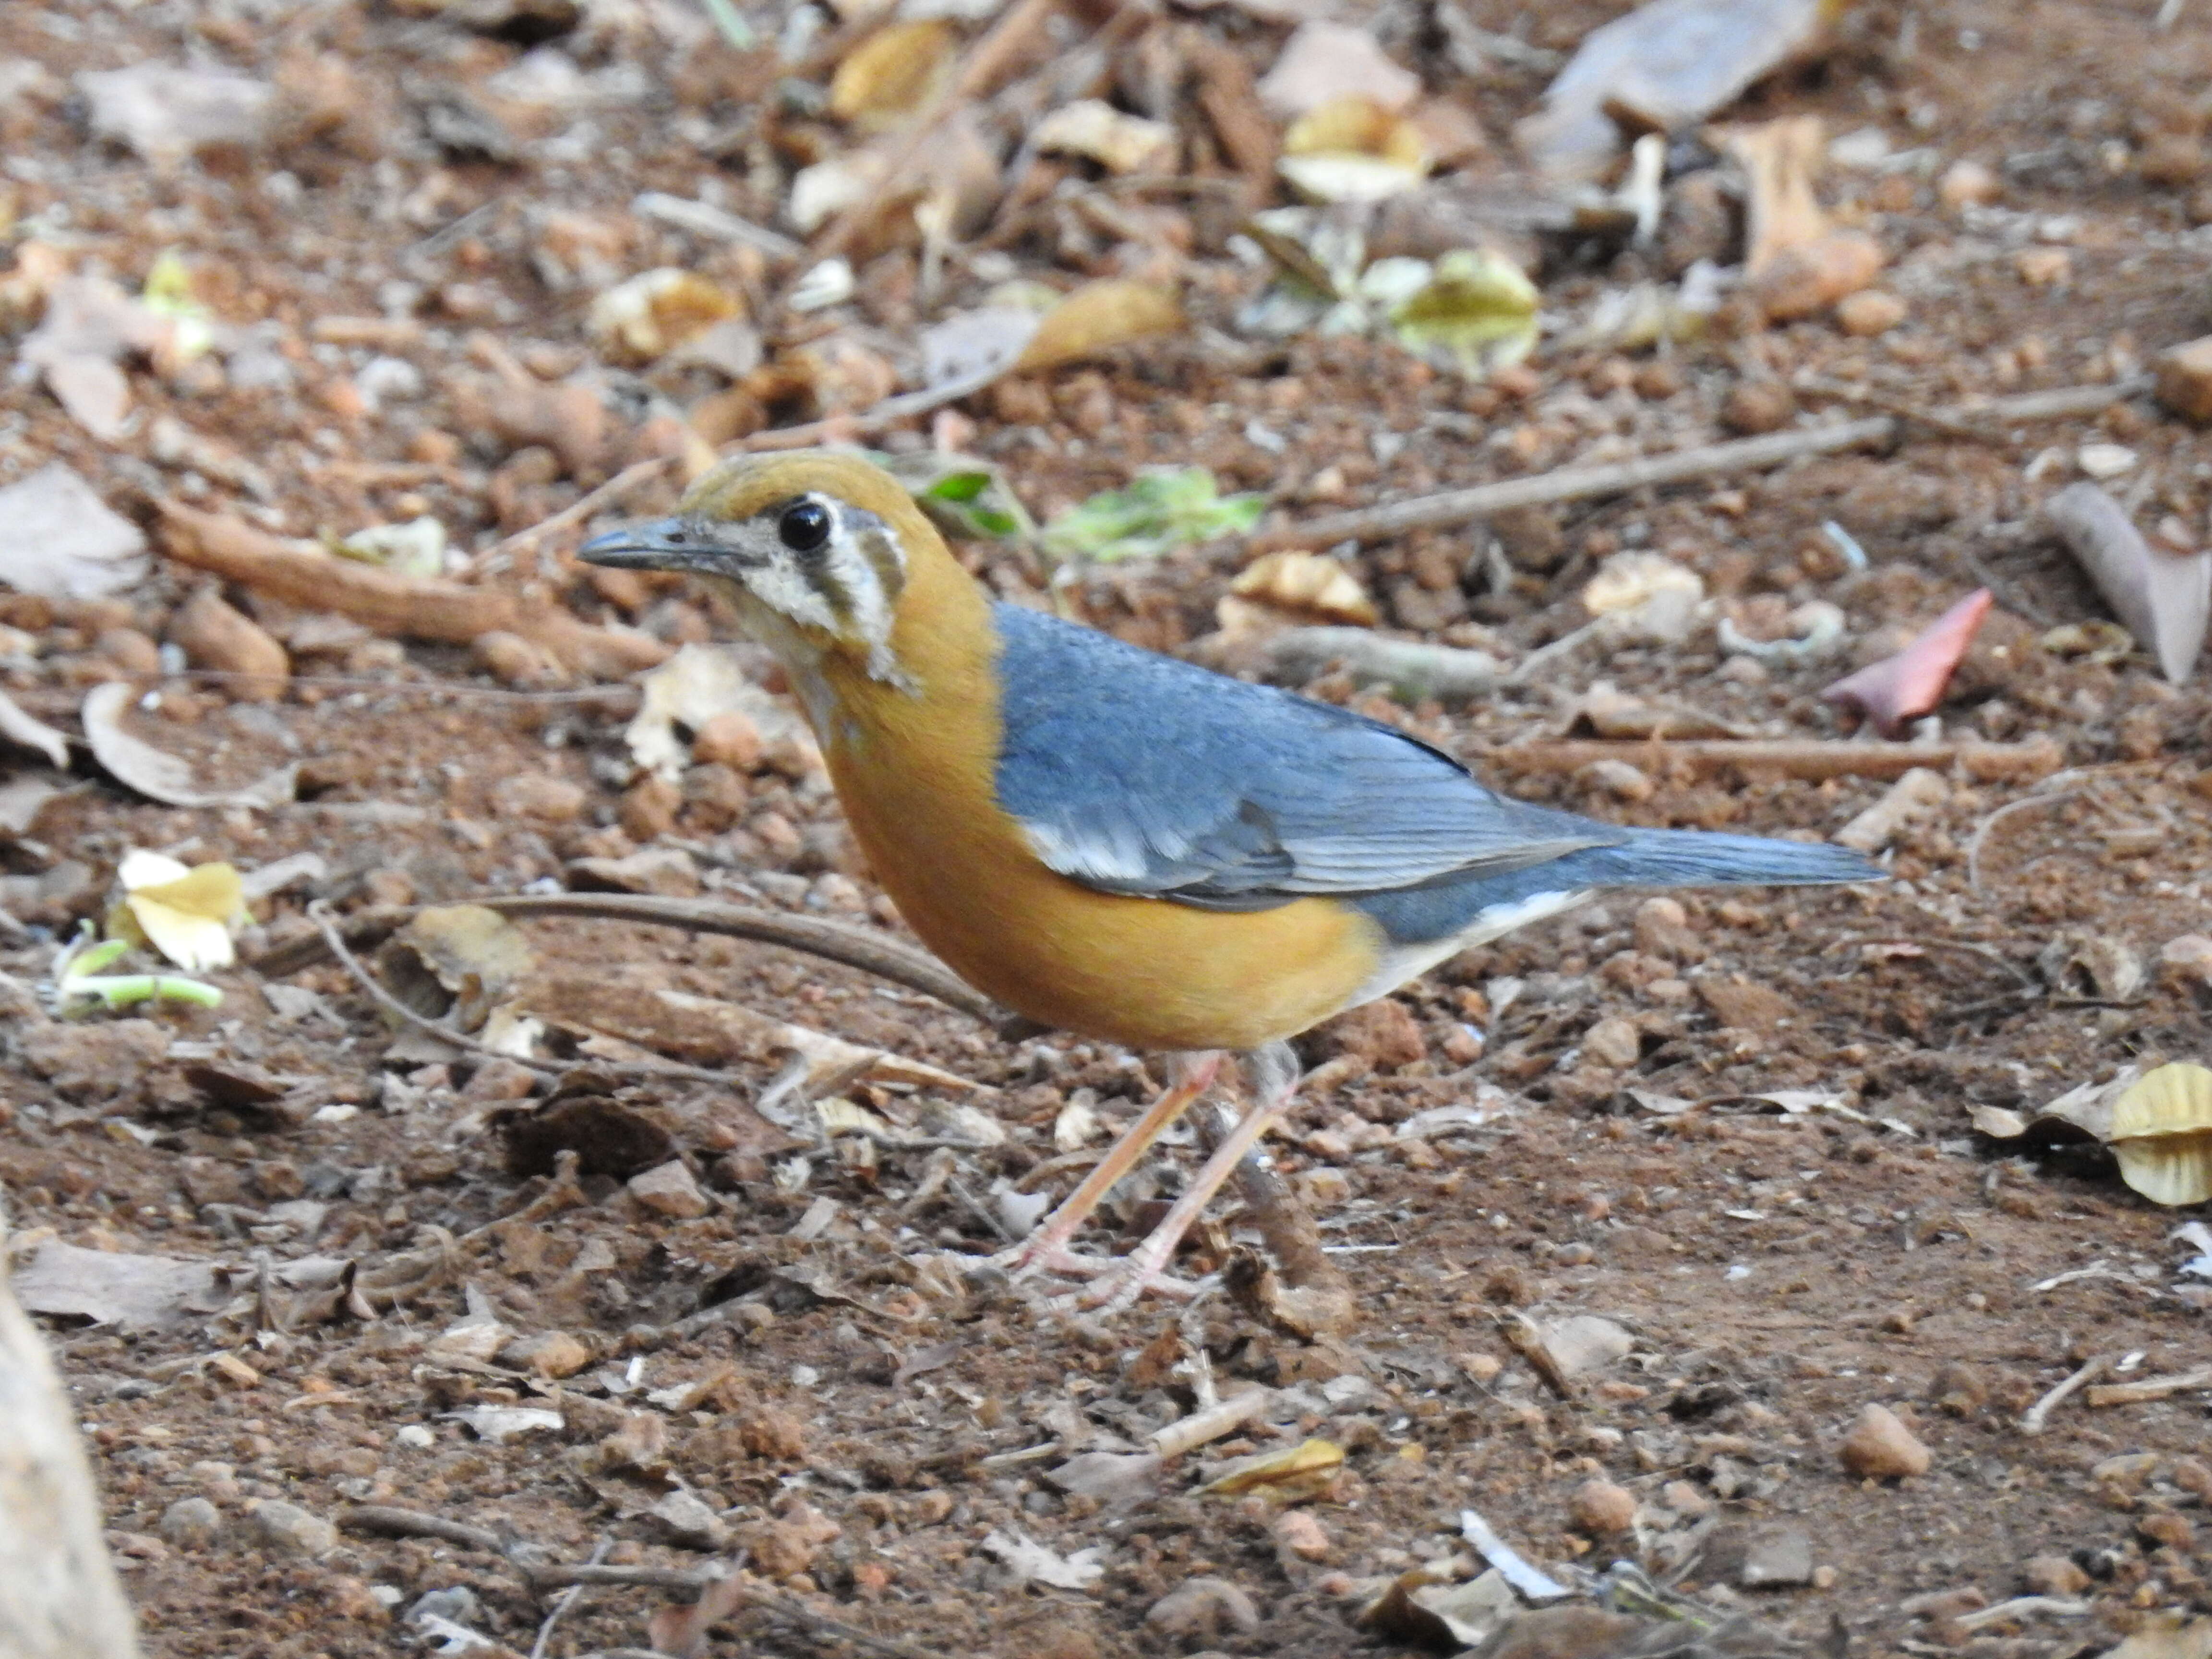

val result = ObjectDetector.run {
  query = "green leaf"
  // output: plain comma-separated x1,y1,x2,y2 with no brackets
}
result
1041,469,1267,564
924,471,992,504
1388,249,1541,379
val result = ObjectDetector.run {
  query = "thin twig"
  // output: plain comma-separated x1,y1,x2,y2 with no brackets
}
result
531,1538,612,1659
735,361,1013,454
1485,736,2063,784
268,892,1015,1031
341,1506,506,1552
2019,1353,2112,1435
1245,379,2149,553
1850,937,2040,990
462,457,679,579
303,900,730,1085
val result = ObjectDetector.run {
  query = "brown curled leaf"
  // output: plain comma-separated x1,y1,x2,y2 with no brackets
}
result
1821,588,1992,737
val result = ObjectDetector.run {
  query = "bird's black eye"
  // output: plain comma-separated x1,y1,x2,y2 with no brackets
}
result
778,499,832,554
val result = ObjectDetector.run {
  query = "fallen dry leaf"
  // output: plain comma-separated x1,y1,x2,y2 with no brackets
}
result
981,1528,1105,1590
12,1239,221,1331
587,268,745,365
1821,589,1992,736
81,682,297,809
1202,1437,1345,1499
1256,20,1420,120
1033,99,1177,175
0,687,72,769
828,20,958,132
113,850,247,973
624,642,814,784
0,463,151,600
1229,551,1379,626
2045,481,2210,683
379,904,537,1032
1015,279,1185,373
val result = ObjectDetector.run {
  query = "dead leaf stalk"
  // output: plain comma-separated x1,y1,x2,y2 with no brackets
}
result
2018,1353,2112,1435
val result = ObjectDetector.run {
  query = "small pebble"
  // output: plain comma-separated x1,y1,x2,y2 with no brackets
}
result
168,586,289,698
1937,158,2001,209
1835,289,1906,336
628,1160,711,1220
2023,1554,2091,1596
249,1499,337,1557
2015,247,2071,286
1839,1403,1931,1479
1580,1016,1641,1070
1568,1478,1638,1535
692,709,764,770
1145,1577,1261,1641
490,773,586,822
159,1496,222,1551
1721,378,1796,435
2139,1512,2195,1552
1273,1510,1331,1562
2154,337,2212,424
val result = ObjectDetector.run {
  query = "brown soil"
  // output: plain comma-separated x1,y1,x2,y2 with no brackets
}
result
2,0,2210,1656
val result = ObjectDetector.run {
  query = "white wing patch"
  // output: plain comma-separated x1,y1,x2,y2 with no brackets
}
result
1348,887,1593,1008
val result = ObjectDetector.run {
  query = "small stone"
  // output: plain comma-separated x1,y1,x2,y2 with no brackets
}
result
1811,1564,1839,1589
1928,1362,1988,1415
459,1057,539,1103
691,710,764,770
2015,247,2072,287
2093,1452,2162,1490
1580,1016,1641,1070
2140,131,2208,186
1632,896,1699,961
499,1330,592,1379
159,1496,222,1551
168,587,289,698
1721,378,1796,435
409,1587,483,1628
1308,999,1424,1070
735,1406,809,1461
2139,1512,2196,1552
566,846,701,897
2175,1457,2212,1503
96,625,163,675
1737,1527,1815,1588
1835,289,1906,337
2023,1554,2090,1596
1937,159,2000,210
473,630,565,688
627,1160,711,1219
1660,1479,1711,1517
1750,230,1883,321
490,773,586,822
2154,337,2212,424
737,1502,839,1579
1839,1403,1930,1480
1581,758,1653,801
1567,1478,1637,1535
1145,1577,1261,1641
645,1488,732,1551
248,1499,338,1557
1695,978,1793,1034
1273,1509,1330,1562
619,774,682,841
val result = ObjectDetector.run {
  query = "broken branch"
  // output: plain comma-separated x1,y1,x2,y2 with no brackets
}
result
156,503,669,678
1245,380,2148,553
1484,736,2064,784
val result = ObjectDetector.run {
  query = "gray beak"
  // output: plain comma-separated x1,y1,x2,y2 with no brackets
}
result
578,517,727,575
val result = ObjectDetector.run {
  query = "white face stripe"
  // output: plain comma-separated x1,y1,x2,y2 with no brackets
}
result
701,492,913,688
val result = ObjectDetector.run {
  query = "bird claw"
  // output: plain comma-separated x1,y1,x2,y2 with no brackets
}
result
993,1237,1202,1309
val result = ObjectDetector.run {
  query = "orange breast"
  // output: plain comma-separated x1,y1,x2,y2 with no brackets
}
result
813,562,1383,1053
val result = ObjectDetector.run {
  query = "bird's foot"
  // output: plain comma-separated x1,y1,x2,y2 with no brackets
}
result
1048,1239,1204,1313
991,1235,1114,1281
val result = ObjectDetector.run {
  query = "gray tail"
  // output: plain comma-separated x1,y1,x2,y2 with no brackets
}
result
1566,828,1879,890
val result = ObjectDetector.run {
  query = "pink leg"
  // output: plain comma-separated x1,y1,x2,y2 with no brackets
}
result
1067,1043,1302,1313
996,1051,1223,1282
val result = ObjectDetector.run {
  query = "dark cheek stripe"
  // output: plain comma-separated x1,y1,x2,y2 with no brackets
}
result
855,529,906,601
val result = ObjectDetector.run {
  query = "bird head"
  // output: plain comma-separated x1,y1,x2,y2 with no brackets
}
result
580,451,939,685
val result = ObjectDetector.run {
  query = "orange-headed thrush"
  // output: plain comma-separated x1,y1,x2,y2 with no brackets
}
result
583,452,1877,1308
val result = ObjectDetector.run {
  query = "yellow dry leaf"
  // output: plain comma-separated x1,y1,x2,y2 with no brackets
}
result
116,849,245,973
1231,551,1378,626
1033,99,1177,175
2108,1062,2212,1207
587,269,744,365
1721,115,1829,278
1016,279,1184,373
1279,94,1429,203
829,21,958,133
1202,1437,1344,1499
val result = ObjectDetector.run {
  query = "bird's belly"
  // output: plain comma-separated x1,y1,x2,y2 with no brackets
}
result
838,784,1380,1051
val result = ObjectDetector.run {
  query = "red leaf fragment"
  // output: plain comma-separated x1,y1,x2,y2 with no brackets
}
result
1821,588,1993,737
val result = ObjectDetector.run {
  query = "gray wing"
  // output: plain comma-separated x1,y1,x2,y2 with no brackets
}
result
989,603,1623,909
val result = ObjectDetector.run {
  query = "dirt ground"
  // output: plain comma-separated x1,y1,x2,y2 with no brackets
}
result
2,0,2211,1656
